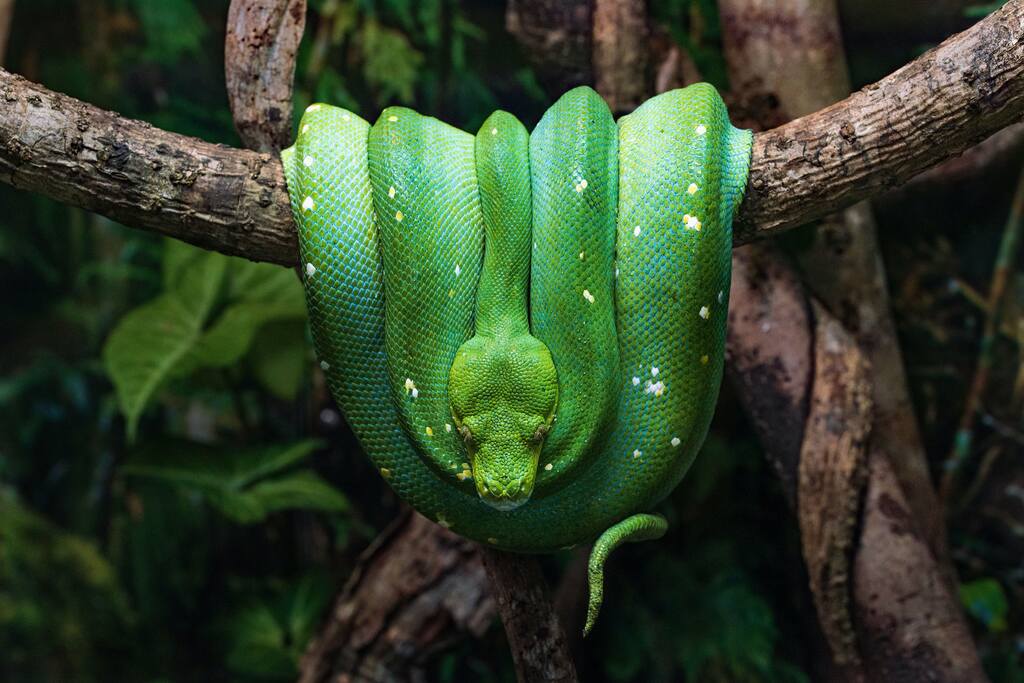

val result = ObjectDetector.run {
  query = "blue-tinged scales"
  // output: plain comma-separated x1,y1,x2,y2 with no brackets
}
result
281,85,752,633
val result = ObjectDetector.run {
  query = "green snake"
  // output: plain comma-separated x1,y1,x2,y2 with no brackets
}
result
282,85,752,633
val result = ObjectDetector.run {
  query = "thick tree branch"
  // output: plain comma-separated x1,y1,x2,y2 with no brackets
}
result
1,2,1023,265
736,0,1024,243
0,66,295,264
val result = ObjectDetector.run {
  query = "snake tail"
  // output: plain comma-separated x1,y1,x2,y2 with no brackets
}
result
584,513,668,636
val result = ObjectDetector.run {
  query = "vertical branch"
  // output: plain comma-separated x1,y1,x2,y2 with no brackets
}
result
940,166,1024,503
592,0,648,113
225,0,306,153
720,0,949,562
718,1,986,679
480,548,579,683
0,0,13,68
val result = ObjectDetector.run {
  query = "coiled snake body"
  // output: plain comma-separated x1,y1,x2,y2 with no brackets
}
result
282,85,752,632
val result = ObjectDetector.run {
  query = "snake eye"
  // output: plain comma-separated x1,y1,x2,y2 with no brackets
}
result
459,425,476,448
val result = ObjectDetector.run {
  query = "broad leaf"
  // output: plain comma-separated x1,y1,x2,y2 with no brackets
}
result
103,250,225,440
248,321,308,401
221,575,333,680
104,240,307,439
121,439,345,524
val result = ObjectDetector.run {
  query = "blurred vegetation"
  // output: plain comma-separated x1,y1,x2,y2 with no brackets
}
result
0,1,1022,681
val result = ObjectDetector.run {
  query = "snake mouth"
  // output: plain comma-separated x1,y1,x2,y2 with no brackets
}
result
478,476,531,511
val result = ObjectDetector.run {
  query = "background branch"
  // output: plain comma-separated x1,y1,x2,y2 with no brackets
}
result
719,0,986,678
0,0,12,68
298,512,494,683
225,0,306,154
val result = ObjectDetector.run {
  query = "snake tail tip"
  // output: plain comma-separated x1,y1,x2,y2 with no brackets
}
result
583,579,602,638
583,513,670,636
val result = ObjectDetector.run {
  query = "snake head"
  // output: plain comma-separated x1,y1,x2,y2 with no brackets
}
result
448,334,557,510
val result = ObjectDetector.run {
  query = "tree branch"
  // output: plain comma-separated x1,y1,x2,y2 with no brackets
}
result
736,0,1024,243
480,548,579,683
298,512,494,683
0,67,295,265
1,1,1023,265
0,0,13,68
225,0,306,153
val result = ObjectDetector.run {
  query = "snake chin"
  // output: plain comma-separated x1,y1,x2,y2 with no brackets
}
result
467,437,540,510
478,478,529,511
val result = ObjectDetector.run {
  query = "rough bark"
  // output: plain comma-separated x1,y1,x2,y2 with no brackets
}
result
796,303,873,672
735,0,1024,244
593,0,648,113
853,456,987,682
726,245,813,504
2,2,1024,267
722,0,947,562
0,67,294,265
720,0,987,679
480,548,579,683
225,0,306,153
506,0,593,96
298,512,495,683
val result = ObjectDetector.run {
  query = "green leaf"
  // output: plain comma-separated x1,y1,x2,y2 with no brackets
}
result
959,578,1009,632
223,602,298,679
221,575,333,680
104,240,307,438
248,471,349,515
360,19,424,103
122,439,321,490
121,439,345,524
103,250,226,440
189,256,306,368
249,321,308,401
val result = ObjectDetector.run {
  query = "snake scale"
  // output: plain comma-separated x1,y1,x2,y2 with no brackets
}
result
282,84,752,633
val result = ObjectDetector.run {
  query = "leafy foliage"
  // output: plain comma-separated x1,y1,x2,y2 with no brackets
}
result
122,439,347,524
961,578,1010,633
103,240,307,439
0,491,134,682
219,575,334,680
